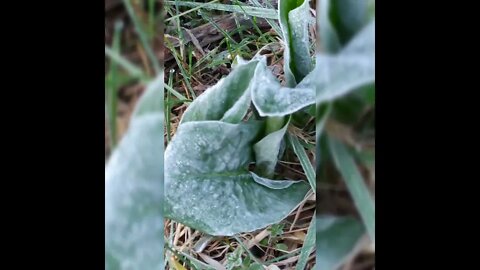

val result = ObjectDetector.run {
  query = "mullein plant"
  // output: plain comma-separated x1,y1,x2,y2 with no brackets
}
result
105,0,374,269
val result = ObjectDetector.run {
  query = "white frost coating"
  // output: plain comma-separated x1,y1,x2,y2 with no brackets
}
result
315,21,375,104
251,20,375,116
315,215,365,270
288,0,313,81
233,55,248,67
279,0,313,85
278,0,294,86
251,61,315,117
318,0,341,52
164,120,310,236
132,71,164,117
250,172,302,189
105,114,164,270
180,58,260,124
221,87,252,123
253,118,289,176
106,70,166,269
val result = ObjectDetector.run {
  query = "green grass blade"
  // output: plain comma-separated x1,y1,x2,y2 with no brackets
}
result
287,133,315,192
165,0,220,23
105,46,145,78
164,39,196,99
105,21,123,149
295,216,315,270
166,69,174,143
328,137,375,241
165,1,278,19
122,0,161,74
164,83,189,101
199,10,238,46
263,248,301,264
172,0,186,58
249,0,283,37
233,236,265,266
250,16,271,44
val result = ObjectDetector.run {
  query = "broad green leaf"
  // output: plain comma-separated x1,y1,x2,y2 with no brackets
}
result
250,16,369,119
328,0,368,46
181,57,260,124
316,215,365,270
105,74,164,269
251,60,314,117
279,0,313,86
133,73,164,117
164,121,310,236
295,216,315,270
328,137,375,242
251,21,373,118
314,20,375,104
318,0,341,53
253,118,290,178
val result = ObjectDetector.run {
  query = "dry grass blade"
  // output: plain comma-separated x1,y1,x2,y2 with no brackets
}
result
198,253,227,270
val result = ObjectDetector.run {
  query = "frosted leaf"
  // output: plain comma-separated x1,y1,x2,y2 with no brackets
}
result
314,21,375,104
288,0,313,81
105,73,165,270
180,56,260,124
251,60,315,117
316,215,365,270
251,20,374,117
319,0,369,52
250,172,302,189
279,0,313,86
132,73,164,118
253,117,290,177
164,121,310,236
